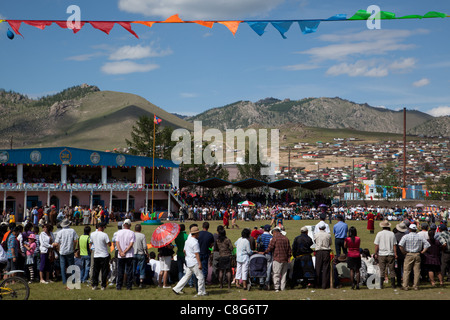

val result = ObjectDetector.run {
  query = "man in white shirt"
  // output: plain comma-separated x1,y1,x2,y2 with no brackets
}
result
90,222,111,290
115,219,135,290
314,214,330,234
172,225,207,297
374,220,397,288
53,218,78,287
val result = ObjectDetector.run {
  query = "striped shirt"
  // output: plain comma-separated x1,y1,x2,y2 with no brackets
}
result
399,232,430,253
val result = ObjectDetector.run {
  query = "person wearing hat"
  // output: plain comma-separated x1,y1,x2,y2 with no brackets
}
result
314,214,330,234
374,220,398,288
172,225,207,296
393,222,408,287
115,219,135,290
90,222,110,290
53,218,79,289
333,254,351,288
291,226,315,288
24,233,37,283
264,227,291,292
398,223,431,290
314,223,332,289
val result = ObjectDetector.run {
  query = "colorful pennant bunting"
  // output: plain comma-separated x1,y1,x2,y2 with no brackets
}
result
3,10,448,39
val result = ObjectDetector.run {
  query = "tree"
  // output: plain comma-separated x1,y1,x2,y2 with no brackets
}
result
375,162,402,199
125,115,175,160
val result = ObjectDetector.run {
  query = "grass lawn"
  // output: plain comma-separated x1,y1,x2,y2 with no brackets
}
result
26,218,449,301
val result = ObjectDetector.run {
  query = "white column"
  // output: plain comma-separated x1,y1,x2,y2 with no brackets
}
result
109,188,113,213
145,185,149,214
101,167,107,184
170,167,179,189
23,186,27,216
17,164,23,183
61,165,67,184
136,166,145,185
3,190,6,212
168,192,171,220
47,187,50,206
126,189,130,213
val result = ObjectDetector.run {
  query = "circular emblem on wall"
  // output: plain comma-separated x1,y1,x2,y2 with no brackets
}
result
90,152,101,164
30,150,42,163
116,154,126,166
0,151,9,163
59,148,72,164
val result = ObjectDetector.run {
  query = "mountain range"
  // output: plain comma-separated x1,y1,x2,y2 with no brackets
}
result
0,85,449,151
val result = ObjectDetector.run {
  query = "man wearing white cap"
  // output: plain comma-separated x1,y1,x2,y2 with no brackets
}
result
398,223,430,291
115,219,135,290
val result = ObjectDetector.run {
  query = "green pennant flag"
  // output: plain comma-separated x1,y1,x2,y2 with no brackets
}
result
423,11,447,18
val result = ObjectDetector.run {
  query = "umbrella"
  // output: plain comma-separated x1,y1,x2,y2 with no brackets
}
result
150,223,180,248
289,202,297,206
415,204,424,207
319,204,327,207
238,201,255,206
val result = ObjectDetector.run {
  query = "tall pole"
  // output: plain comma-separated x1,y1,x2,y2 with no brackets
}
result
152,117,156,213
288,146,291,179
403,107,406,189
352,159,355,201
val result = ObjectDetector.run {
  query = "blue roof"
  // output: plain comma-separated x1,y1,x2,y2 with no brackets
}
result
0,146,178,168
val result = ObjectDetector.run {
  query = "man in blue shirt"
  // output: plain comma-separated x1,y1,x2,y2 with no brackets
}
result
198,222,214,282
333,215,348,256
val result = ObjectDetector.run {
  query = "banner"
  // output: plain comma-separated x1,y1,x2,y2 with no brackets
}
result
4,10,448,39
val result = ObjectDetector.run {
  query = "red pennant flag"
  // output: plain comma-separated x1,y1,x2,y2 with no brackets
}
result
55,20,85,33
8,20,23,37
89,21,115,34
116,21,139,39
425,190,429,197
355,187,362,193
24,20,53,30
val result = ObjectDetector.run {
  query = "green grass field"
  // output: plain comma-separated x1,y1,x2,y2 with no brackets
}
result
26,219,449,301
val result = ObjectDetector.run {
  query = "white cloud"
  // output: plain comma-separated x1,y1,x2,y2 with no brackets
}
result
412,78,430,87
300,29,422,62
180,92,198,98
282,64,320,71
101,61,159,74
108,44,172,61
427,106,450,117
389,57,416,70
326,60,388,77
117,0,285,19
66,52,105,61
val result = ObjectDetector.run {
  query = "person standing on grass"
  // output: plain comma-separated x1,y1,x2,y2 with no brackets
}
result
333,214,348,257
234,228,253,290
90,222,111,290
52,218,79,289
398,224,430,291
264,227,291,292
374,220,398,289
115,219,135,290
344,226,361,290
314,224,332,289
133,223,149,288
198,221,214,282
172,225,207,297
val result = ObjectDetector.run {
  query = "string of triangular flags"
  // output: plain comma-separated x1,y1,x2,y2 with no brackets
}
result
1,10,448,39
354,183,450,198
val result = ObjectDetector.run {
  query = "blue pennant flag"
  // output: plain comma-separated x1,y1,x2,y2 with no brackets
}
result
298,20,321,34
247,21,269,36
271,21,293,39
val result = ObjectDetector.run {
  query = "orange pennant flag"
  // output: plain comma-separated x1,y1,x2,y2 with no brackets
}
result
164,14,184,23
365,185,369,195
193,20,214,28
132,21,155,28
218,21,241,35
402,188,406,199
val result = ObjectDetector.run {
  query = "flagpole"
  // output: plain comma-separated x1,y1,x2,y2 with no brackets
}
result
152,115,156,214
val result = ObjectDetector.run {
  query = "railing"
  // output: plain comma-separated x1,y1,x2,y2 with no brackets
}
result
0,183,173,192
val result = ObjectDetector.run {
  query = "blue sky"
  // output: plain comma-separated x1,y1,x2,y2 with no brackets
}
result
1,0,450,117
